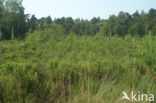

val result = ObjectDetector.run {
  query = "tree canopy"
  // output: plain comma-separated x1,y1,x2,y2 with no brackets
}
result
0,0,155,40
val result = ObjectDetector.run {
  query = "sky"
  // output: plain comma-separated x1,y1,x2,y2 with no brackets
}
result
23,0,156,20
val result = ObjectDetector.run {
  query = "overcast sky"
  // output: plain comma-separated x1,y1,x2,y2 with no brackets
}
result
23,0,156,20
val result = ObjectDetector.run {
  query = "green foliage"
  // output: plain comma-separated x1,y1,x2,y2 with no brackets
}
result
0,5,156,40
98,12,133,37
151,25,156,35
0,0,27,40
0,28,156,102
128,22,145,36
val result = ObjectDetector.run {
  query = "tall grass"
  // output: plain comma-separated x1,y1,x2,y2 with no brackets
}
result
0,27,155,103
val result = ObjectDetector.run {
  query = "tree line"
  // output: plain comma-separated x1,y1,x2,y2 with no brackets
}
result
0,0,156,40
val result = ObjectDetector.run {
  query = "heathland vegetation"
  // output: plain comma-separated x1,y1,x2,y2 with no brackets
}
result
0,0,156,103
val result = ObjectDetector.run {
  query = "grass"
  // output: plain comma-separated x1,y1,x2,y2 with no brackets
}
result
0,27,156,103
